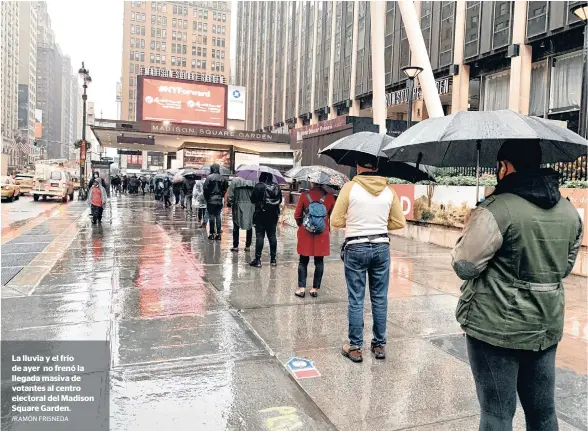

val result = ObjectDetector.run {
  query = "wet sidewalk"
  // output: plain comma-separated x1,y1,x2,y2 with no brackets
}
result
1,194,586,430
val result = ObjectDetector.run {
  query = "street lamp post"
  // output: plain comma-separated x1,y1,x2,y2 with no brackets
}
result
78,62,92,195
401,66,424,129
572,3,588,138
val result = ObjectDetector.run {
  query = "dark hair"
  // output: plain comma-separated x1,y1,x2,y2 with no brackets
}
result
496,139,542,173
259,172,272,183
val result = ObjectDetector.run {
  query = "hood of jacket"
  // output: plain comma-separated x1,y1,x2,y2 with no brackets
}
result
352,173,389,196
493,168,561,210
231,177,255,189
210,164,220,174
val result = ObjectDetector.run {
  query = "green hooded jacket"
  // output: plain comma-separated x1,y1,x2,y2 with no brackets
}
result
452,169,583,351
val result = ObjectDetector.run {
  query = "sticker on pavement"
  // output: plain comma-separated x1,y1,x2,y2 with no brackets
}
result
286,357,320,379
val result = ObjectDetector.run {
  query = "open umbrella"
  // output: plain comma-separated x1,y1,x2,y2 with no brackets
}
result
318,131,435,183
382,110,588,198
180,168,204,177
172,173,184,183
236,164,286,184
285,165,349,187
201,165,231,176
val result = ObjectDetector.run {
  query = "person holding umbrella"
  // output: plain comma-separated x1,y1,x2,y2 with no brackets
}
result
293,177,336,298
451,140,583,430
203,164,228,240
182,171,197,218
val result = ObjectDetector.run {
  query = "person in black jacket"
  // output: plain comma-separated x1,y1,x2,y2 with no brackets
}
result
172,180,182,205
182,175,196,217
250,172,282,267
203,164,228,240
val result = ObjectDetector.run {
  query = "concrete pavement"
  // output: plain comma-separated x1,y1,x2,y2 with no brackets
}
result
1,194,586,430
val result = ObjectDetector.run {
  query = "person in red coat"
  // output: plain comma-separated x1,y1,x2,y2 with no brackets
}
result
294,183,336,298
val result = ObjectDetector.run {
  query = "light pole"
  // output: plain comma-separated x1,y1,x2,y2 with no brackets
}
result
572,3,588,138
401,66,424,129
78,62,92,195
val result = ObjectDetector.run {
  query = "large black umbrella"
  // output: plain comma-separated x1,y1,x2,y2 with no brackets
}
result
318,131,435,183
382,110,588,198
201,164,231,176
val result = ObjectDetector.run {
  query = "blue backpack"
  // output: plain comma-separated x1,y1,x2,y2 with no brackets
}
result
303,192,328,234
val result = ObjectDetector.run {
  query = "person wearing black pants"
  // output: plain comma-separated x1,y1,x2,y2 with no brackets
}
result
207,204,223,237
250,172,282,267
253,221,277,265
297,256,324,292
203,164,228,240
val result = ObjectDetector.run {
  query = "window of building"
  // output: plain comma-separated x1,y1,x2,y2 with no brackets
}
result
465,1,481,58
198,22,203,31
183,20,187,29
439,1,455,67
198,59,202,69
162,4,166,12
182,44,186,54
203,35,207,44
135,51,140,61
156,41,160,50
151,28,156,37
203,23,208,32
221,50,224,59
222,13,226,22
161,29,166,38
526,1,547,39
211,62,215,71
141,26,145,35
197,46,202,56
550,51,582,111
172,18,177,27
141,39,145,49
220,38,223,47
157,16,161,25
202,60,206,69
130,50,134,60
150,40,155,49
193,21,197,30
212,50,215,59
529,60,548,116
150,53,154,63
213,24,216,33
173,5,177,14
157,2,161,12
172,43,176,53
192,59,196,68
151,15,156,24
151,2,156,12
130,63,134,73
172,31,176,40
131,24,135,34
212,37,216,46
162,16,166,25
129,76,134,86
482,70,510,111
198,9,203,18
492,1,512,49
203,10,208,19
161,55,166,64
131,11,135,20
156,54,160,64
184,7,188,16
213,11,217,20
420,2,432,54
142,13,146,21
222,26,225,34
130,37,135,47
140,52,144,61
183,32,187,42
162,41,166,50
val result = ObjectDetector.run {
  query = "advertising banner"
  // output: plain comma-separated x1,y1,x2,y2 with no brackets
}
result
235,152,259,169
138,77,227,127
389,185,415,221
183,149,230,169
227,85,246,121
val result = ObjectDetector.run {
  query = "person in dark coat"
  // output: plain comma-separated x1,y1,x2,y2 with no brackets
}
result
249,172,282,267
122,175,128,193
172,180,182,205
163,177,172,207
293,183,335,298
203,164,228,240
227,177,255,251
182,175,196,217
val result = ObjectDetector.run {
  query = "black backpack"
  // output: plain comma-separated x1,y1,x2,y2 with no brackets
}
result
263,183,281,211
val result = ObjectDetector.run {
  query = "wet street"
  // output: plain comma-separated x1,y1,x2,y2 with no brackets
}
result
1,194,586,430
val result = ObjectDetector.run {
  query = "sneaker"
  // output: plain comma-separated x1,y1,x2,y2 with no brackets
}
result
370,343,386,360
215,234,221,241
270,258,277,266
244,246,251,252
341,344,363,363
249,259,262,268
230,247,239,252
208,234,215,240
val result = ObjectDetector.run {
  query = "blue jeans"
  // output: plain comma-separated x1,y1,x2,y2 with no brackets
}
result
344,242,390,348
466,336,558,431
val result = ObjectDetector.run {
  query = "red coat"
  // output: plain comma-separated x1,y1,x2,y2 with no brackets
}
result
294,188,336,257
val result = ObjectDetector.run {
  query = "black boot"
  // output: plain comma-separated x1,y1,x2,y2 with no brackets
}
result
249,258,262,268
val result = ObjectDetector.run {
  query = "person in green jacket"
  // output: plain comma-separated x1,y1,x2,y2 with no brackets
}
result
451,140,583,431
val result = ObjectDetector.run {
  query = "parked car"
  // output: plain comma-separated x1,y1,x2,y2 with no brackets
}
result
32,169,74,203
1,176,21,202
14,173,34,195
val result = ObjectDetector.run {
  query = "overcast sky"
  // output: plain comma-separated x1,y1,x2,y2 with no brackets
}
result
46,0,238,120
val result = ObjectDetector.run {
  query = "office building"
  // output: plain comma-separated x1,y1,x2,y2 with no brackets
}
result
1,1,20,169
17,1,37,166
236,0,586,138
121,1,232,122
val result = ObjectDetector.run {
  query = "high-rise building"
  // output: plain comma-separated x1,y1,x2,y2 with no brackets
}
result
121,1,232,121
36,41,62,159
61,55,74,159
1,1,20,168
17,1,37,166
237,0,586,139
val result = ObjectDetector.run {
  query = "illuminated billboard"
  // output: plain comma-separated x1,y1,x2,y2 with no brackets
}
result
137,76,227,127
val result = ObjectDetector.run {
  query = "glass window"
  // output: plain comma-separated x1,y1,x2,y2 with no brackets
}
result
161,29,166,37
222,26,225,34
183,45,187,54
156,41,160,50
162,4,166,12
184,7,187,16
197,46,202,56
221,51,224,59
151,2,156,11
213,24,216,33
50,171,62,180
182,58,186,67
550,51,582,110
183,32,187,42
203,47,207,56
172,31,176,40
183,20,187,29
492,1,511,49
156,54,160,63
197,59,202,68
162,16,166,25
150,40,155,49
173,5,177,14
157,2,161,11
439,1,455,67
198,9,203,18
151,28,155,37
161,55,166,64
203,10,208,19
129,76,134,86
526,1,547,38
202,60,206,69
130,63,134,73
141,26,145,36
529,61,548,116
135,51,140,60
203,35,207,44
140,52,145,61
151,15,156,24
162,41,166,50
482,70,510,111
465,1,481,58
130,37,135,47
192,59,196,68
203,23,208,32
141,39,145,48
172,43,176,53
131,24,135,34
222,13,226,22
171,56,176,65
142,13,146,21
130,50,134,60
173,18,177,27
213,11,217,20
131,11,135,20
157,16,161,25
150,53,154,63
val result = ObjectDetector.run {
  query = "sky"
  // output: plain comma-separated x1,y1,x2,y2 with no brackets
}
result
46,0,239,121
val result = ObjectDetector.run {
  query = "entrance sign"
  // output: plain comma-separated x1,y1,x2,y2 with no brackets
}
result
386,77,451,107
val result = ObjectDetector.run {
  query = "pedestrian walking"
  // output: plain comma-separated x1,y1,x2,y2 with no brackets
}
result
88,179,107,225
331,160,406,363
203,164,228,240
122,175,128,194
249,172,282,267
192,175,208,227
227,177,255,252
163,177,172,208
182,174,196,217
451,140,583,431
294,183,335,298
172,180,182,205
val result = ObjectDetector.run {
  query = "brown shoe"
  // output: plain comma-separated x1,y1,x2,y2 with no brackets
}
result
371,343,386,360
341,344,363,363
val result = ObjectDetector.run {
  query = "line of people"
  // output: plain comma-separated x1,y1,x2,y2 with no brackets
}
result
110,174,149,195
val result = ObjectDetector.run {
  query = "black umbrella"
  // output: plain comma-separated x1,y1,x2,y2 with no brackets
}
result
383,110,588,198
318,131,435,183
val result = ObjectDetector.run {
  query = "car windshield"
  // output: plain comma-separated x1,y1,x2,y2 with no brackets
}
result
50,171,62,180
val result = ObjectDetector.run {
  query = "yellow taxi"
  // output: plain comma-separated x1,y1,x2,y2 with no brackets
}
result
1,176,21,202
72,176,81,190
14,173,34,195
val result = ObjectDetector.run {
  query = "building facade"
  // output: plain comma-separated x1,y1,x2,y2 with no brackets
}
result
236,0,586,143
1,1,20,169
120,1,232,122
17,1,37,166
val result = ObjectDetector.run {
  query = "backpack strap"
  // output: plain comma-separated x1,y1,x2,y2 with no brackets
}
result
305,192,313,204
319,192,327,204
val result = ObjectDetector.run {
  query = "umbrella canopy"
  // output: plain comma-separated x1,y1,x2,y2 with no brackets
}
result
382,110,588,167
285,165,349,187
317,132,435,183
153,173,170,181
236,164,286,184
172,173,184,183
201,165,231,176
167,168,180,175
180,168,204,177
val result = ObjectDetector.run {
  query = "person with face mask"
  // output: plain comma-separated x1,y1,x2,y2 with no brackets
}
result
88,177,107,225
451,140,583,431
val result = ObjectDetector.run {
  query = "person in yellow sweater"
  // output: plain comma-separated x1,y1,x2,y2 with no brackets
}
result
331,161,406,363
